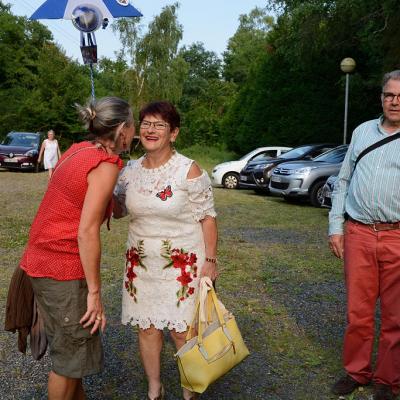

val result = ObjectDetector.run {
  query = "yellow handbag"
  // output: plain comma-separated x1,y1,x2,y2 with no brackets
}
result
175,277,250,393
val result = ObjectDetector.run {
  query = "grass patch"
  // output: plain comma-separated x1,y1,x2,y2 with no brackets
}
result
0,155,373,399
179,144,237,172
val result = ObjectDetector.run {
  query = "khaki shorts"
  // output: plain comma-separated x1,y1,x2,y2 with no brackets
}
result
30,277,104,379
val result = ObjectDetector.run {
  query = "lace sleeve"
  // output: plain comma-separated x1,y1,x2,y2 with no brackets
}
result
113,166,130,218
187,171,217,222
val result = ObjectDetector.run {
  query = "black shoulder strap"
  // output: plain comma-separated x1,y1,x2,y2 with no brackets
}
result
354,131,400,170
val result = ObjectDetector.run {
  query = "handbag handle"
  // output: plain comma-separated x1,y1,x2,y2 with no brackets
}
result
196,278,236,363
185,277,215,341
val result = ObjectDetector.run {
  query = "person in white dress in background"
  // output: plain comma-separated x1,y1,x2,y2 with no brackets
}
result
38,129,61,179
113,101,218,400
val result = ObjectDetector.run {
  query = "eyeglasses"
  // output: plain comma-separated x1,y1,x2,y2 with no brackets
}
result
140,120,169,130
382,92,400,102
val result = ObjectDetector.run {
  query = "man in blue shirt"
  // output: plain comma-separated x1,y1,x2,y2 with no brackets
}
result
330,70,400,400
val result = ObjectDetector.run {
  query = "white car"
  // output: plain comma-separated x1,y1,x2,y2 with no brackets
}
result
211,146,292,189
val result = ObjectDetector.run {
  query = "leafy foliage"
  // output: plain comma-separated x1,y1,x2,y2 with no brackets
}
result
221,0,395,153
0,1,398,153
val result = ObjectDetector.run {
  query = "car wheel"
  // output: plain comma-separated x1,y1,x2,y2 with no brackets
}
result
310,181,326,207
34,163,40,173
222,173,239,189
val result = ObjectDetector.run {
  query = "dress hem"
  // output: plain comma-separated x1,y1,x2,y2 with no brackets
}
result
122,316,189,333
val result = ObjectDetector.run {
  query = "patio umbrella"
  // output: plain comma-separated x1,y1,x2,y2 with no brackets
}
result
30,0,142,99
30,0,142,21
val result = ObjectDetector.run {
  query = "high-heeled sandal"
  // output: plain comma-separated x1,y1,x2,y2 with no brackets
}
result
148,384,165,400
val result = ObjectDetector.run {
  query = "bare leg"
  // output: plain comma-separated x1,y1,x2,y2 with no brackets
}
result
138,326,163,398
48,371,83,400
170,330,197,400
48,168,54,179
73,380,86,400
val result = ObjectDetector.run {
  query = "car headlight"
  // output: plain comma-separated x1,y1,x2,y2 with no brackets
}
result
25,149,38,157
257,163,272,170
291,167,314,175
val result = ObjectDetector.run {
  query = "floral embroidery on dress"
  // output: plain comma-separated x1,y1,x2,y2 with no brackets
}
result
161,239,197,306
156,185,173,201
125,240,147,302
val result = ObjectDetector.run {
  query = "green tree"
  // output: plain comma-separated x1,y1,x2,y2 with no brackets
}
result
223,7,274,85
178,43,235,147
113,3,188,109
221,0,397,152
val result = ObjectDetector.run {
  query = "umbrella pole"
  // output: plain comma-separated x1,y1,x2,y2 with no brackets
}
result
89,63,96,101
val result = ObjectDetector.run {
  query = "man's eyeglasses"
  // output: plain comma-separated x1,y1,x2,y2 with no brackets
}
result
140,120,169,130
382,92,400,102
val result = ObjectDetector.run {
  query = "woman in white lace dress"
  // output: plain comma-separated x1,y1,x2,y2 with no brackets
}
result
38,129,61,179
113,101,218,400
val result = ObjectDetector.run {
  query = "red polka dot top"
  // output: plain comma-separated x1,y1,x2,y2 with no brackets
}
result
20,141,123,281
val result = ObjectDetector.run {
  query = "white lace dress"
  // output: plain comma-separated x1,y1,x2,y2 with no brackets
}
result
114,152,217,332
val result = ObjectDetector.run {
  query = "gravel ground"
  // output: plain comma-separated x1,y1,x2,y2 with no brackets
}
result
0,281,280,400
1,174,368,400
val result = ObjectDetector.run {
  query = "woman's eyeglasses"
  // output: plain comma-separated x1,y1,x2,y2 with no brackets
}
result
140,121,169,130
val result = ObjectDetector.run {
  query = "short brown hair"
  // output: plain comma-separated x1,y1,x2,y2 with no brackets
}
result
139,101,180,131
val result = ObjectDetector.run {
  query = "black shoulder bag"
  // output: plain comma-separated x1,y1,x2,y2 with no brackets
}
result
353,131,400,171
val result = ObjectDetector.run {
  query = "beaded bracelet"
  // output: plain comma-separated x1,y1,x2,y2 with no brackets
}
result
205,257,217,264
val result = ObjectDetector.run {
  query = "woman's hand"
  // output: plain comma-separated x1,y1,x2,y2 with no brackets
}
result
80,292,106,334
200,260,219,281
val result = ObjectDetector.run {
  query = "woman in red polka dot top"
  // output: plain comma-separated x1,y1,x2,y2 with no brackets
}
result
20,96,136,399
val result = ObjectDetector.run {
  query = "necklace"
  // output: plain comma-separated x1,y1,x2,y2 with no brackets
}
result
143,149,176,169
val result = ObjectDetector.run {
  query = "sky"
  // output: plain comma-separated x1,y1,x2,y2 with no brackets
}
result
7,0,268,63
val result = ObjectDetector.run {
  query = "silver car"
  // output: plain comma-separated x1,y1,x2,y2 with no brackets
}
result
321,174,338,208
268,145,348,207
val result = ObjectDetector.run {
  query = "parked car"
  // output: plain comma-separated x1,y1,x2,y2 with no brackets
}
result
269,145,348,207
239,143,337,192
0,131,43,172
321,175,338,208
211,146,292,189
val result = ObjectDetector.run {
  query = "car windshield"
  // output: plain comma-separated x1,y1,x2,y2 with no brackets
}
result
251,153,274,162
279,145,314,159
314,146,348,163
239,151,255,161
2,133,39,147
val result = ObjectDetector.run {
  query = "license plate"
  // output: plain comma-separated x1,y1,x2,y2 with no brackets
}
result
241,175,248,182
271,176,282,183
4,158,18,163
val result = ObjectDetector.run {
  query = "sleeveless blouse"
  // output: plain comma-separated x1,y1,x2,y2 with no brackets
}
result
20,141,123,281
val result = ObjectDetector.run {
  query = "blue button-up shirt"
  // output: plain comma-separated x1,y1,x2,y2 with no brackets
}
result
329,118,400,235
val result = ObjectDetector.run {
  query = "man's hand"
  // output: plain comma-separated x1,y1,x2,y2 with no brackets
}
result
329,234,344,259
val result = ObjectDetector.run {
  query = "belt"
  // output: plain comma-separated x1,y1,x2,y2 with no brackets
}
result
348,217,400,232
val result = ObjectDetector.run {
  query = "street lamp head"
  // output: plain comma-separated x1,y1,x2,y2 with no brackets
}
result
72,5,103,33
340,57,356,74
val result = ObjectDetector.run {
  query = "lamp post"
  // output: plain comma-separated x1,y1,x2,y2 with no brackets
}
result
340,57,356,144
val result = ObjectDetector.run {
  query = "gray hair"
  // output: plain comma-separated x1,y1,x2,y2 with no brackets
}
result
76,96,133,141
382,70,400,90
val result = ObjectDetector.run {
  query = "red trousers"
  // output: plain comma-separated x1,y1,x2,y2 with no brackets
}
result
344,221,400,393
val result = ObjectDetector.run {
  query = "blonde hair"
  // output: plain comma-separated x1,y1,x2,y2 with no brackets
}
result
76,96,134,142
